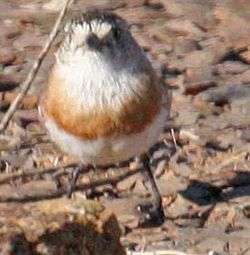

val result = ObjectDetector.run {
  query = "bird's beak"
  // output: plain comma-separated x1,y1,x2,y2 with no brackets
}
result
86,33,101,51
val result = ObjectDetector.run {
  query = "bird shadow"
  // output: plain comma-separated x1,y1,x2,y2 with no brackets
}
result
180,170,250,206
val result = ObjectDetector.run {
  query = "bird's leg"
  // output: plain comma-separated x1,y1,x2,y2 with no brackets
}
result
67,165,82,198
67,164,92,198
137,153,165,226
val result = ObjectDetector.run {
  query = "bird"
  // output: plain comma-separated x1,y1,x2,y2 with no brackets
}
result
39,9,171,225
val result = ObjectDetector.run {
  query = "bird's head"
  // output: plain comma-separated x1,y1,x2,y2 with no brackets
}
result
57,10,136,61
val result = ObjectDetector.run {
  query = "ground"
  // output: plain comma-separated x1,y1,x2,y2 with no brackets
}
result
0,0,250,254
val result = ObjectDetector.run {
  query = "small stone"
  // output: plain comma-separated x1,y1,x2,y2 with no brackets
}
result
118,214,139,229
241,129,250,142
198,37,224,49
3,65,22,75
214,61,249,75
117,175,138,192
239,50,250,64
171,49,218,70
0,47,16,66
0,20,21,40
199,84,250,105
174,38,199,55
164,19,205,38
184,80,217,95
0,75,21,92
194,237,227,254
13,33,47,51
42,0,70,11
223,69,250,86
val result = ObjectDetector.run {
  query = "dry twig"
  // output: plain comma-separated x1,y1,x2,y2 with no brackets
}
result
0,162,78,185
0,165,141,202
0,0,72,132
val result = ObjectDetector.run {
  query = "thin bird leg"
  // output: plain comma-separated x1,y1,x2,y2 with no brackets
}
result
67,164,85,198
139,153,165,224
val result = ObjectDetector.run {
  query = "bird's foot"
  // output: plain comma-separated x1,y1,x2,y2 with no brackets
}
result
136,201,165,227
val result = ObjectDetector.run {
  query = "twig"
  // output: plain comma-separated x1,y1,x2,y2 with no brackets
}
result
170,128,178,149
0,0,72,132
0,166,141,203
0,162,78,185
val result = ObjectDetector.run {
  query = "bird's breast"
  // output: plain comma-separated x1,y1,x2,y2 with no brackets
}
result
42,64,162,140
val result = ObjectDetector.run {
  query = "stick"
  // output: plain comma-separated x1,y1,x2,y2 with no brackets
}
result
0,162,78,185
0,0,72,132
0,166,141,203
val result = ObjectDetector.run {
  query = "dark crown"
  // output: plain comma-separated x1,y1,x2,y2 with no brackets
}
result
70,10,126,29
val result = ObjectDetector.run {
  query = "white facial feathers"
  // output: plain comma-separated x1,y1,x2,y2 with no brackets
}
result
63,19,112,48
90,20,112,38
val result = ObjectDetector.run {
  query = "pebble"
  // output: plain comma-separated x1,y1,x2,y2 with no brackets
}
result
200,84,250,104
239,50,250,64
0,47,16,66
214,61,249,75
164,19,205,38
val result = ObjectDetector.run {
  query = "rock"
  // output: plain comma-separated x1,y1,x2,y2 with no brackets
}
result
3,65,22,75
198,36,224,49
214,61,249,75
199,84,250,105
161,0,215,29
118,214,139,229
223,69,250,86
14,109,39,129
241,129,250,142
43,0,126,12
172,49,224,71
184,67,217,95
116,174,138,192
0,47,16,66
13,33,47,51
228,238,250,255
193,237,227,255
0,198,125,255
172,90,202,127
239,50,250,64
179,129,201,144
214,2,250,47
184,80,217,95
3,92,38,110
0,20,21,42
229,98,250,127
0,73,21,91
165,193,195,218
174,39,199,55
143,0,164,10
42,0,71,11
0,135,21,152
164,19,205,38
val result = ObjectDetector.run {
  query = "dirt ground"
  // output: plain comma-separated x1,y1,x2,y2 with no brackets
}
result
0,0,250,254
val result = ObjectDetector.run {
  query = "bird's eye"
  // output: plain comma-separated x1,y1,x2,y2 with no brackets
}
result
112,27,121,41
